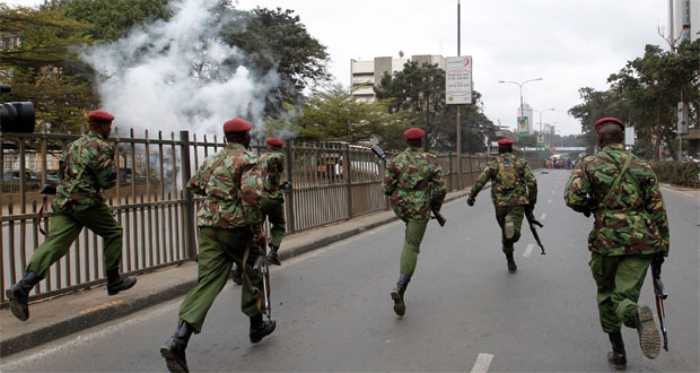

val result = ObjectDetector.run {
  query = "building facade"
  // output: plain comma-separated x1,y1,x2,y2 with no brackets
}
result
350,54,446,102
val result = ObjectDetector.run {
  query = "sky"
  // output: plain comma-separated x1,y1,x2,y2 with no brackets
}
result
5,0,670,135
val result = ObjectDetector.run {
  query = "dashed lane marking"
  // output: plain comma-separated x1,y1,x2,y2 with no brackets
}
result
547,199,553,204
540,213,547,221
469,353,494,373
523,243,535,258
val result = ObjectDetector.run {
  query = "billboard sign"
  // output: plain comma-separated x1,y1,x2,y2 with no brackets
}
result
446,56,473,104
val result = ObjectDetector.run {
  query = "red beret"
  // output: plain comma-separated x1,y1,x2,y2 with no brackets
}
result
594,117,624,133
497,138,514,146
223,117,252,133
88,111,114,123
266,138,284,147
403,127,426,140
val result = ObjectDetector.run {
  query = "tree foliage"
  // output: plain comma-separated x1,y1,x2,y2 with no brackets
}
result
570,40,700,159
376,61,496,153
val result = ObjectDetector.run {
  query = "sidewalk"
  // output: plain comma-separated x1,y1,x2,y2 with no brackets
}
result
0,190,468,357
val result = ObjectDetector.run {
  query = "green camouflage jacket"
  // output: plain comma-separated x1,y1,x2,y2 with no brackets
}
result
469,153,537,208
384,147,446,221
259,151,285,200
564,144,670,256
53,131,116,211
188,143,263,229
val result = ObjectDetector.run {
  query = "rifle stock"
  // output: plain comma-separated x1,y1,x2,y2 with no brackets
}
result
652,264,669,351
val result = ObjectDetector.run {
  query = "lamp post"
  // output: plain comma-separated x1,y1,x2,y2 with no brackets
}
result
536,108,555,145
498,78,543,134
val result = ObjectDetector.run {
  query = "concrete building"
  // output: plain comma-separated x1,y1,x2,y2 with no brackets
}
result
516,103,535,134
350,54,445,102
672,0,698,42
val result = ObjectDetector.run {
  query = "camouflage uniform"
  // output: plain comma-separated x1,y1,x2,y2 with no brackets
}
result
259,151,286,249
178,143,265,333
468,153,537,255
384,147,446,296
26,130,123,279
565,144,669,334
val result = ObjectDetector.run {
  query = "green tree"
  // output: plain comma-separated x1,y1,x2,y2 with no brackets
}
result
220,7,330,116
1,5,97,133
376,61,495,152
43,0,173,41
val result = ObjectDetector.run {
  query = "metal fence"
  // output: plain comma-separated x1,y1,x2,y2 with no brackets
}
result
1,128,511,305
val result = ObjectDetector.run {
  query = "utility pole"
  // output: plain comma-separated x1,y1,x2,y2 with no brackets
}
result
677,0,691,159
456,0,463,188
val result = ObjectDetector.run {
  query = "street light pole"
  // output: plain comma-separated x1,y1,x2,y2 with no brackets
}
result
498,78,543,134
456,0,462,188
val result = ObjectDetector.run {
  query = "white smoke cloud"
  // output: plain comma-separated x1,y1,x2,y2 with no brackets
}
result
80,0,279,135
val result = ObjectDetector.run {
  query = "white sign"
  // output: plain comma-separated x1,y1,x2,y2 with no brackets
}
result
446,56,472,104
625,127,636,146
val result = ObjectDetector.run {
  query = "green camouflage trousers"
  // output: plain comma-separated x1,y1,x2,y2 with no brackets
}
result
495,206,525,254
590,253,653,333
261,197,285,248
399,219,429,275
27,203,122,279
179,227,262,333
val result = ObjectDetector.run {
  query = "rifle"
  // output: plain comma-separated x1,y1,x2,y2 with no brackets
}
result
651,262,669,351
371,145,446,227
524,207,545,255
35,183,57,236
251,228,272,321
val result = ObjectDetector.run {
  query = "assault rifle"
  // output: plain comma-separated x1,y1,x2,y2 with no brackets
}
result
252,229,272,321
371,145,446,226
524,207,545,255
651,262,669,351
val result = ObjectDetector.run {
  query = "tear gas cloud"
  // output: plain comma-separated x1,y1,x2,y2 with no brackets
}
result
81,0,279,136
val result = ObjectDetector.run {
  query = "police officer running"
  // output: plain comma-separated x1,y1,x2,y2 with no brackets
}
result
160,118,275,373
6,111,136,322
466,138,538,273
384,127,446,317
564,117,669,369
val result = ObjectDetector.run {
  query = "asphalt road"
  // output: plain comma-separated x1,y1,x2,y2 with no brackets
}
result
1,170,698,372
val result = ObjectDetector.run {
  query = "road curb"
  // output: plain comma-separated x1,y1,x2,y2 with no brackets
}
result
1,191,468,358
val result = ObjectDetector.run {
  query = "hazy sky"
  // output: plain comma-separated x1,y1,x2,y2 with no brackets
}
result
5,0,669,135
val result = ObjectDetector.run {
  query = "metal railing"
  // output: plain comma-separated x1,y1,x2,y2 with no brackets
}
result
1,128,517,304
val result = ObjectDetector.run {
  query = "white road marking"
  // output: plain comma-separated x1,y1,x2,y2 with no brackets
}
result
469,353,495,373
523,243,535,258
547,199,553,204
540,213,547,221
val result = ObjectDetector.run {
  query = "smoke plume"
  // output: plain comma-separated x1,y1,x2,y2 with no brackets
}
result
81,0,279,135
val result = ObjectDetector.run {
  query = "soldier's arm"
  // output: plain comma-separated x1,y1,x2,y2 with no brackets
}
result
383,160,399,196
91,142,117,190
187,159,210,196
642,168,670,256
430,162,447,207
564,160,594,214
468,160,495,199
522,161,538,206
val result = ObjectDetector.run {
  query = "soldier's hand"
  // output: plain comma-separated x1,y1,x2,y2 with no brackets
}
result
467,197,475,207
266,245,281,266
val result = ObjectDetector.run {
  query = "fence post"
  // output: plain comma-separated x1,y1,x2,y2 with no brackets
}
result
345,144,353,219
284,140,295,234
448,152,454,191
179,130,197,260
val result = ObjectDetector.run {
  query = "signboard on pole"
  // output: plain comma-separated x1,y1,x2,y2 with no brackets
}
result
446,56,473,104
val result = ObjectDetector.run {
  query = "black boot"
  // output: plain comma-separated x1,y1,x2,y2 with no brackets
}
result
160,320,193,373
390,273,411,317
5,272,40,321
607,331,627,370
106,268,137,296
249,314,276,343
505,252,517,273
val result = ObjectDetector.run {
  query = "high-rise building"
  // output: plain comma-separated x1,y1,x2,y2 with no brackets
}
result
350,54,446,102
672,0,698,42
516,103,535,134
